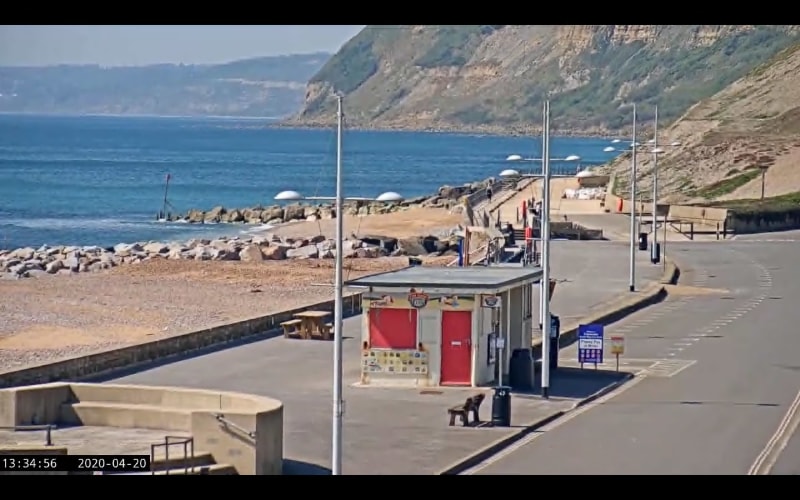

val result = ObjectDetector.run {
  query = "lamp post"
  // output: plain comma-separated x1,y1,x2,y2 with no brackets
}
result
274,96,403,476
602,104,639,292
500,101,562,399
605,109,681,271
646,106,682,265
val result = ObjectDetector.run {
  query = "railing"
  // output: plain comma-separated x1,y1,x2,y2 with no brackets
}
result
150,436,195,476
213,413,256,440
0,424,55,446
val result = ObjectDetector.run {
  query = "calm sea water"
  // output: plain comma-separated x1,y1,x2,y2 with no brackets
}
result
0,114,619,250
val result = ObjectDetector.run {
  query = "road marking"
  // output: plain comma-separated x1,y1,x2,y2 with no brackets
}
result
748,390,800,475
460,375,648,475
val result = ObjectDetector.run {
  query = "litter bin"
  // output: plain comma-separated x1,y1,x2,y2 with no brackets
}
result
651,242,661,264
509,348,533,391
549,314,561,371
638,232,648,251
491,386,512,427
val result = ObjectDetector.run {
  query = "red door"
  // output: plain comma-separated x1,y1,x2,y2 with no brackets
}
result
440,311,473,386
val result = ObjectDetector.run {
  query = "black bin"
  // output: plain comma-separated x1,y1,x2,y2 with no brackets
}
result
549,314,561,371
491,386,512,427
509,348,533,391
408,256,423,267
651,242,661,264
638,232,648,251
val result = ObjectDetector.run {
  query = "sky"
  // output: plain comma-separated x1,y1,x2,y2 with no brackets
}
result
0,25,366,66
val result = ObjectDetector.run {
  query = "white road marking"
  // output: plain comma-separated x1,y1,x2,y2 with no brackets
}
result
749,390,800,475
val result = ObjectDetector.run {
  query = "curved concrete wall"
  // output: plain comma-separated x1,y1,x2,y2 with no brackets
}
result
0,382,283,475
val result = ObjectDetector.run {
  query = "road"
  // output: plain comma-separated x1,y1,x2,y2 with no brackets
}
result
465,231,800,475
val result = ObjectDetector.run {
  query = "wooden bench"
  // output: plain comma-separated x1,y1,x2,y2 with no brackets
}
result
447,393,486,427
321,322,333,338
280,319,303,338
309,322,334,341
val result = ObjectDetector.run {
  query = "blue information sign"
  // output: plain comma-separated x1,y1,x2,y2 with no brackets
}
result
578,324,604,365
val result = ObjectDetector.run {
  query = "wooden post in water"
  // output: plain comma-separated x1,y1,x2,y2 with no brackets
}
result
162,173,172,220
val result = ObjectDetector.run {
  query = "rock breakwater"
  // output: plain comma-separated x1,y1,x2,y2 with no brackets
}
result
0,232,462,280
166,180,492,224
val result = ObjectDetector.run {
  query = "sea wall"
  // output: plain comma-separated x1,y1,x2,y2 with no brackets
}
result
727,207,800,234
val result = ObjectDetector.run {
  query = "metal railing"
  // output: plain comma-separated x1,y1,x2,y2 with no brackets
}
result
0,425,55,446
150,436,195,475
213,413,256,440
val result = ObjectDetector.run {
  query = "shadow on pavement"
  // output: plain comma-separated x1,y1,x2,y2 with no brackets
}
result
283,459,331,475
515,366,628,400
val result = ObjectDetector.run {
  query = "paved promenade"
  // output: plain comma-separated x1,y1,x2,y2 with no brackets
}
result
104,241,662,474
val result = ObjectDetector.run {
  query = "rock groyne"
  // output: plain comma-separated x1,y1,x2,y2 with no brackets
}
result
165,180,492,224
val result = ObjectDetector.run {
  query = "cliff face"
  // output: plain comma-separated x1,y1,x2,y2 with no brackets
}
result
287,25,800,134
599,43,800,203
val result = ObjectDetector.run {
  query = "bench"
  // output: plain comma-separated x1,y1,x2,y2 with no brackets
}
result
280,319,303,338
308,322,334,341
447,393,486,427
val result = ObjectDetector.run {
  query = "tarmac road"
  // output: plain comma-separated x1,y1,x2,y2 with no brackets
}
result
465,236,800,475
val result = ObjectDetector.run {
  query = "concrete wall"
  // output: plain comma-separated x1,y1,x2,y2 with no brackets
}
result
0,294,364,390
0,382,283,475
727,207,800,234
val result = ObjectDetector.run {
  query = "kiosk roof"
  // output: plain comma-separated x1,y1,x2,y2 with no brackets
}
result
345,265,543,291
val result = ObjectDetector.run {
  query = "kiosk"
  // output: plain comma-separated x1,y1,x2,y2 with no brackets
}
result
345,265,543,388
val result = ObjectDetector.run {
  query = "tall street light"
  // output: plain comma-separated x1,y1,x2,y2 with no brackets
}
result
275,95,403,476
646,105,681,265
501,101,557,399
602,104,639,292
540,99,553,399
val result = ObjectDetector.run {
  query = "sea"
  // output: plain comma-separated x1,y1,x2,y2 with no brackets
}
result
0,114,620,250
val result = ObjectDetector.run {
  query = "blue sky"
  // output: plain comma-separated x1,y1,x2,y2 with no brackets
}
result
0,25,366,66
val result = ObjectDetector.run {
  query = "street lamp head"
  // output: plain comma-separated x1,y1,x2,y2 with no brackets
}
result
651,147,665,154
647,139,655,144
274,190,304,201
375,191,404,203
603,146,617,153
506,154,523,162
499,169,521,178
670,141,682,147
564,155,581,162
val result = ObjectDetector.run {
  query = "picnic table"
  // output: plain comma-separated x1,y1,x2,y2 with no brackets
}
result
292,310,333,340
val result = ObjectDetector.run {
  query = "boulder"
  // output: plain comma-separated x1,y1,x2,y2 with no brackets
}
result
262,245,288,260
282,204,306,222
286,246,319,259
239,244,264,262
143,242,168,254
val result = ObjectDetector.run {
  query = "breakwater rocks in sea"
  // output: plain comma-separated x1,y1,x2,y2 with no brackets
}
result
169,180,492,224
0,232,461,280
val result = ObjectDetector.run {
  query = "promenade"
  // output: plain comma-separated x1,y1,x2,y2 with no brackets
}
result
108,239,664,474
